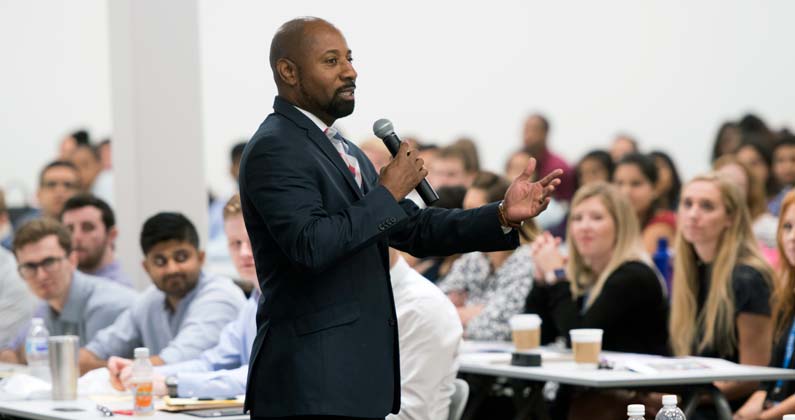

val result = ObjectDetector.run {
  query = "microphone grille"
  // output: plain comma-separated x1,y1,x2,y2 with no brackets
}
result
372,118,394,139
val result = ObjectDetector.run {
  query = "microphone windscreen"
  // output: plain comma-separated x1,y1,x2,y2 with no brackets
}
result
372,119,394,139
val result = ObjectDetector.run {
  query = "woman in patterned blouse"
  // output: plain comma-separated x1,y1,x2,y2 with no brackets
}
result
438,171,535,341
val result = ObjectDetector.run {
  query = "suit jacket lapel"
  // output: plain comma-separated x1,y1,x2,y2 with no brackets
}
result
273,97,364,199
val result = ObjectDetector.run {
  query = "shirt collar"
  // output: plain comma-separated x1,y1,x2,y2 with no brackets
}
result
294,106,329,133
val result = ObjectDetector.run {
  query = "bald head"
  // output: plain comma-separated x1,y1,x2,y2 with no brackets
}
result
268,17,357,126
270,17,335,77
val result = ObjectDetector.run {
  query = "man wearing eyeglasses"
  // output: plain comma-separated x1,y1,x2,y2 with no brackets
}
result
0,218,133,363
10,161,82,234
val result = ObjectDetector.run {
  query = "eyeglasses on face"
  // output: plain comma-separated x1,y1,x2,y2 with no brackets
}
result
18,255,66,278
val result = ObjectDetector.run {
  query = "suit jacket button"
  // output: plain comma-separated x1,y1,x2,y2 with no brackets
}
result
388,318,396,326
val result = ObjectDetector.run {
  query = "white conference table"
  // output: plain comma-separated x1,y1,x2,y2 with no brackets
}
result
0,398,248,420
457,341,795,420
0,363,248,420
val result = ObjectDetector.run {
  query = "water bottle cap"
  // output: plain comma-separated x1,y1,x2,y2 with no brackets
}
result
134,347,149,358
662,395,678,406
31,318,44,325
627,404,645,416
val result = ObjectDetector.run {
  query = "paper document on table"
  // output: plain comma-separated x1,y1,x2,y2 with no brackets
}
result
160,395,245,412
604,354,726,374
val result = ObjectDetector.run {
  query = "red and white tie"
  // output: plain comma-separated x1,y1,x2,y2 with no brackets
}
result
324,127,362,188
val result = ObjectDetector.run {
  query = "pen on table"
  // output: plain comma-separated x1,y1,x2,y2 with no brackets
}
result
196,396,238,401
96,404,114,417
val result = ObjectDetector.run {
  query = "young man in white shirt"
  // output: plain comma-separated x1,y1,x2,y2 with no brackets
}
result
387,247,462,420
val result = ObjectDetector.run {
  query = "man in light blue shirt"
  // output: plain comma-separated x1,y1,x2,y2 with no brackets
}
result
0,219,132,363
109,195,258,398
78,212,245,374
60,194,133,287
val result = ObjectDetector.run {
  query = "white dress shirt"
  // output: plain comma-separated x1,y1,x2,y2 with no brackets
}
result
388,256,462,420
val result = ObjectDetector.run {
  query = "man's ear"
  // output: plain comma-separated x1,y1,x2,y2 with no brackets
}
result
276,58,298,87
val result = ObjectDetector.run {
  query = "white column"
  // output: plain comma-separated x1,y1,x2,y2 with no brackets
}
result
108,0,207,289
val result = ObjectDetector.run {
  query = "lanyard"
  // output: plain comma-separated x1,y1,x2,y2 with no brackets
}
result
773,318,795,395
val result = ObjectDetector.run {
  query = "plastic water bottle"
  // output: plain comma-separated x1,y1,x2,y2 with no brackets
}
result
656,395,686,420
131,347,154,416
628,404,646,420
652,237,673,293
25,318,50,381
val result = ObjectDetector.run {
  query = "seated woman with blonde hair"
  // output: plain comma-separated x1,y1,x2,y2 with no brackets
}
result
735,189,795,419
525,182,668,355
670,173,774,413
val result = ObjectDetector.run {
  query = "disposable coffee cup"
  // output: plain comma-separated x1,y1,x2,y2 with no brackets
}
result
48,335,79,400
509,314,542,350
569,328,603,368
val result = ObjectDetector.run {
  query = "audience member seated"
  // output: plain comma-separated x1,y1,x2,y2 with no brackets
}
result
521,113,576,201
385,248,462,420
97,138,112,170
735,190,795,419
613,153,676,254
438,172,534,340
0,246,34,349
108,194,258,398
525,182,668,420
406,185,467,283
525,182,669,355
711,121,741,163
670,173,774,410
427,145,478,189
69,143,113,206
713,156,778,257
609,133,639,162
79,212,246,374
208,141,246,243
767,135,795,217
505,149,532,182
736,136,776,202
0,219,133,363
575,150,614,188
452,137,481,173
60,194,132,287
57,129,90,160
649,150,682,211
19,161,81,224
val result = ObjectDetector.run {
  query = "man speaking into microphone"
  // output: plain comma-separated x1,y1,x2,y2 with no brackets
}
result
239,17,562,420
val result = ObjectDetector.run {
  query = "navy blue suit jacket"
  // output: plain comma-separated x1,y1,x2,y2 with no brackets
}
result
240,96,519,418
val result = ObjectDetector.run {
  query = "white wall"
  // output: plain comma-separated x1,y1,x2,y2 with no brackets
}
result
0,0,111,205
2,0,795,203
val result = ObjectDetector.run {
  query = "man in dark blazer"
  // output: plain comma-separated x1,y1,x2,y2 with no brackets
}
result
239,17,562,420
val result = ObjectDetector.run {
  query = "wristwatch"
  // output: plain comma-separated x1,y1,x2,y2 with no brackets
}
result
544,268,567,285
165,376,178,398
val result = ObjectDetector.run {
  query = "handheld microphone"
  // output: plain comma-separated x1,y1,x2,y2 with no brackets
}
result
373,118,439,205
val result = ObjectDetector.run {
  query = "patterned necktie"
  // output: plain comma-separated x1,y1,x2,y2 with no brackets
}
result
324,127,362,188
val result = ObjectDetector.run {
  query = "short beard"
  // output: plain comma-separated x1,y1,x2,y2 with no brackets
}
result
296,68,354,120
78,243,108,273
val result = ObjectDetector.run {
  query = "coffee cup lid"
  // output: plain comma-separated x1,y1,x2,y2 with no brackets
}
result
509,314,542,329
569,328,603,342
